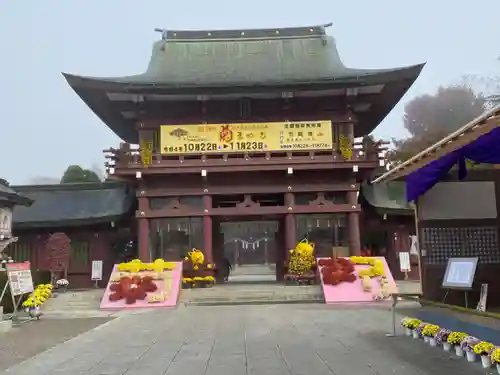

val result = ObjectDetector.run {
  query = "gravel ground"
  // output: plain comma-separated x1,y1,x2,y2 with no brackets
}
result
0,317,112,371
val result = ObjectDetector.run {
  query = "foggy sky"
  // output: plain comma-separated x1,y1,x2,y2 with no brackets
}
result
1,0,499,184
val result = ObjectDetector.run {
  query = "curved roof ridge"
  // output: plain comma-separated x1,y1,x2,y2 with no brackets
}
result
155,24,332,41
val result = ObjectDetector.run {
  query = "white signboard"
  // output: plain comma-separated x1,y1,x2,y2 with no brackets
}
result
399,252,411,272
442,257,478,289
91,260,103,281
6,262,34,296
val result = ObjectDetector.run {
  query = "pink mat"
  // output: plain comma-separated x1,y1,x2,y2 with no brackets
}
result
100,262,183,310
318,257,398,304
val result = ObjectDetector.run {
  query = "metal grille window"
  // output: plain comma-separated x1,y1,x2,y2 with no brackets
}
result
70,241,90,266
6,242,31,262
422,226,500,265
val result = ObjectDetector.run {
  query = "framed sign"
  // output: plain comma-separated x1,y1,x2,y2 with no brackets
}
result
91,260,103,281
6,262,34,296
399,252,411,272
442,257,478,289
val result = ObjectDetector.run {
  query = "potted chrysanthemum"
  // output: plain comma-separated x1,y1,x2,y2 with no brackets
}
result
416,322,428,342
182,278,193,289
447,332,468,356
473,341,495,368
435,328,452,351
422,324,440,346
490,347,500,373
461,336,481,362
400,317,412,336
56,278,69,292
405,318,422,339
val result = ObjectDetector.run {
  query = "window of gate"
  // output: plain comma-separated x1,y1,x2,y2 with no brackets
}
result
296,214,347,258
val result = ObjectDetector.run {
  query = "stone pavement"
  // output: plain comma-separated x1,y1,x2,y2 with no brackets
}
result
0,303,490,375
0,317,111,371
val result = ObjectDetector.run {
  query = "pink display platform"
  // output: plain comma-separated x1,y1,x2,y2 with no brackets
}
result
318,257,398,304
100,262,183,310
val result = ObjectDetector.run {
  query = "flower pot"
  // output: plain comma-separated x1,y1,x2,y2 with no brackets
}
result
466,351,476,362
496,363,500,374
194,281,206,288
412,330,419,339
443,343,452,352
481,355,492,368
455,346,464,357
424,336,429,343
405,328,412,336
429,338,437,347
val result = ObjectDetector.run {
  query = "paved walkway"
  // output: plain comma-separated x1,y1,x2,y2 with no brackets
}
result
1,304,488,375
0,317,111,371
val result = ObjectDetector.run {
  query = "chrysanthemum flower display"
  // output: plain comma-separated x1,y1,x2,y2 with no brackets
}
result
22,284,53,309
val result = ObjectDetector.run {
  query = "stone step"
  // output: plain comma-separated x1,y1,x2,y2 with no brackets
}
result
180,283,324,306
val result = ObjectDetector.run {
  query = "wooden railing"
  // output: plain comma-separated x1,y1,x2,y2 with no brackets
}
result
103,141,388,172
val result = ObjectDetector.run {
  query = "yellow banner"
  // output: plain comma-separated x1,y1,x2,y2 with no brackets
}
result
160,120,333,155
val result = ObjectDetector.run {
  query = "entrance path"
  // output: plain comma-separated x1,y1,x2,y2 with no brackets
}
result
1,304,486,375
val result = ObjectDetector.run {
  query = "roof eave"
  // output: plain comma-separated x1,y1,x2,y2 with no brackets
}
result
13,214,128,229
0,193,34,207
63,63,425,143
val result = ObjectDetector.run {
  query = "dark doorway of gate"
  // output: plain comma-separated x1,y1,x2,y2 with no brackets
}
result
216,218,282,283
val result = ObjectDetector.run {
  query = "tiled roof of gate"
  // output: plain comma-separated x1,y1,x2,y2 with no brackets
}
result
11,182,134,228
63,25,424,143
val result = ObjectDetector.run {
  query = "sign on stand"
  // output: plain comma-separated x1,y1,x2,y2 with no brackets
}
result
441,257,478,308
91,260,103,287
0,262,34,319
398,252,411,280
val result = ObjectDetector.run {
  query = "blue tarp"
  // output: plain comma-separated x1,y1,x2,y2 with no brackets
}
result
405,127,500,202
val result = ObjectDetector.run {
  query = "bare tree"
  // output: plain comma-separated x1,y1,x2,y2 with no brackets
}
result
387,84,486,165
463,57,500,107
90,162,106,181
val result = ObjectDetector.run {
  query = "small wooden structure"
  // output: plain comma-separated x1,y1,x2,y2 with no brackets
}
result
373,105,500,306
7,182,135,288
0,179,32,261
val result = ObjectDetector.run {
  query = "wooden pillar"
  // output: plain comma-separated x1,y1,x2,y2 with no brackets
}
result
137,197,150,261
203,195,213,264
284,192,296,252
347,190,361,256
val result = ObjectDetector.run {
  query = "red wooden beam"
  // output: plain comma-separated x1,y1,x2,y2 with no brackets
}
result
136,183,359,197
135,204,361,218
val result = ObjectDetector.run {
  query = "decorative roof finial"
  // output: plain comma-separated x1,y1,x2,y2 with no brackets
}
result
154,28,168,40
